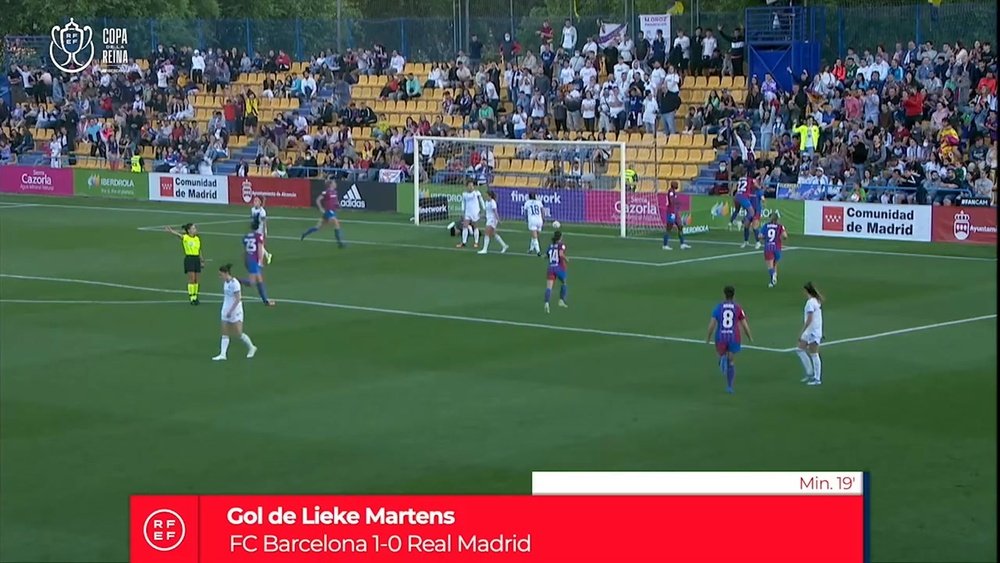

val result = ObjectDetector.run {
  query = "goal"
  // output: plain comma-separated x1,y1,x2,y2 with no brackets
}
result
412,135,656,237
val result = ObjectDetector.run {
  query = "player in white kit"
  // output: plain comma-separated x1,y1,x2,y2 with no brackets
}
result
250,196,273,264
522,193,545,255
478,190,510,255
213,264,258,361
456,181,486,249
795,282,824,385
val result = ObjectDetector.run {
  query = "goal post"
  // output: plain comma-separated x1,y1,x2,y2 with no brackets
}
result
412,135,631,237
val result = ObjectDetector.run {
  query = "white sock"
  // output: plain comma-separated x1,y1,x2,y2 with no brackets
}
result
482,236,490,251
473,228,480,244
495,234,507,247
219,336,230,356
796,349,813,375
240,333,255,348
461,225,469,244
810,353,822,382
530,238,538,252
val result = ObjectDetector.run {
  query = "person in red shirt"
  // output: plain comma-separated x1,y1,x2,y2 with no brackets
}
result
901,87,925,128
537,20,554,45
832,59,846,83
977,70,996,95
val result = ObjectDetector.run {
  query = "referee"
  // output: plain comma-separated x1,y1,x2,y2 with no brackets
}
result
166,223,204,305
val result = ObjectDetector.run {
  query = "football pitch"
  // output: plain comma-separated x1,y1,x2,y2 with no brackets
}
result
0,195,996,562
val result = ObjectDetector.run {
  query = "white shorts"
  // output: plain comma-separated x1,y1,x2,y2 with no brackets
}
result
464,212,481,223
528,219,543,232
223,307,245,324
800,329,822,345
486,218,498,228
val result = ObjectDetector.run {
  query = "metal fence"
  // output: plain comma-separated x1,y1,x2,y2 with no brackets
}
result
4,2,996,66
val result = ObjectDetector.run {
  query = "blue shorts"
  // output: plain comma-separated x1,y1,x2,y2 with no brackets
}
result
547,267,566,282
323,209,338,221
736,197,753,211
246,260,262,275
715,340,742,355
665,212,681,227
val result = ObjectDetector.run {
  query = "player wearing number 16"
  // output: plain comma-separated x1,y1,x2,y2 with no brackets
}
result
706,286,754,394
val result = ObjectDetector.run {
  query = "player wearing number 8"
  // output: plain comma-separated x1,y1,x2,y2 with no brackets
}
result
706,286,754,394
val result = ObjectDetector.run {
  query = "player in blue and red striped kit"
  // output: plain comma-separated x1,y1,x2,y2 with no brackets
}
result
662,181,691,250
543,231,569,313
759,214,787,287
706,286,754,393
301,179,345,247
240,220,276,306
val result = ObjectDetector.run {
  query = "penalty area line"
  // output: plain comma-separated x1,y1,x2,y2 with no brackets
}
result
0,273,788,352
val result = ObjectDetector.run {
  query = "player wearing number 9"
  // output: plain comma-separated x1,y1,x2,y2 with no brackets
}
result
706,285,754,394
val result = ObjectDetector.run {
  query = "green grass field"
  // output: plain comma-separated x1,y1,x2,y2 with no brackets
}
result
0,195,996,562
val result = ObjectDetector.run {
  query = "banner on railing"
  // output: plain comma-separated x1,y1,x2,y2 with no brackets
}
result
228,177,312,208
0,165,73,196
931,207,997,245
691,196,805,234
150,173,229,205
494,187,585,223
804,200,931,242
638,14,671,42
378,169,403,184
73,169,148,199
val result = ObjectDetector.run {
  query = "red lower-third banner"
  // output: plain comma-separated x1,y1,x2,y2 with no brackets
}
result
131,494,865,562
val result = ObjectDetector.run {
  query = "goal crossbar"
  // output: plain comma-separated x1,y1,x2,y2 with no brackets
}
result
413,135,628,237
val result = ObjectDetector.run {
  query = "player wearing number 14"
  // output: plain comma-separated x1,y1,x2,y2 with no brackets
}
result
706,286,754,394
543,231,569,313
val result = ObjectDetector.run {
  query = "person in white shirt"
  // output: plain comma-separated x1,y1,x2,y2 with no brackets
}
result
191,50,206,84
156,67,169,89
390,51,406,74
673,30,691,64
582,37,599,57
618,35,634,63
642,91,659,133
522,193,545,254
457,182,486,248
249,196,273,264
648,61,666,92
300,72,317,98
702,29,718,60
795,282,825,385
49,136,63,168
561,19,578,52
559,63,575,85
530,94,547,119
212,264,258,361
613,60,630,82
512,111,527,138
420,138,435,166
580,61,598,87
477,190,509,255
664,64,681,93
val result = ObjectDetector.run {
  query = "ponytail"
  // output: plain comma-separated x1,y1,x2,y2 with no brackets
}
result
551,231,562,244
804,281,824,303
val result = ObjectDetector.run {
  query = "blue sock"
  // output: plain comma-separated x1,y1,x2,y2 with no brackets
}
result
678,230,686,244
727,363,736,390
663,232,670,246
334,228,344,245
753,227,760,240
301,226,319,239
559,284,567,302
256,282,269,303
544,288,552,304
719,355,728,376
768,268,775,280
743,226,750,242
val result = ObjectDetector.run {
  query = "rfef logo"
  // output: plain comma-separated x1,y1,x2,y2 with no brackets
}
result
143,509,186,552
159,177,174,198
130,495,199,563
822,206,844,231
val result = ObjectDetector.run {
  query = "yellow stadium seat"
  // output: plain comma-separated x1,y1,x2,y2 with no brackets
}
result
681,164,698,179
706,76,722,89
636,148,652,162
678,135,694,148
675,149,691,163
660,148,676,162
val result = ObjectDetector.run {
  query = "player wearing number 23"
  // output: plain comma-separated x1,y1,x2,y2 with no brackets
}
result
706,285,754,394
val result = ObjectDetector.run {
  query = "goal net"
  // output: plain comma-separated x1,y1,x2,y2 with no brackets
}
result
411,135,671,239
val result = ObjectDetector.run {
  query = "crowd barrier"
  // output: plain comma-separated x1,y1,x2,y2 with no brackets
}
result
0,166,994,246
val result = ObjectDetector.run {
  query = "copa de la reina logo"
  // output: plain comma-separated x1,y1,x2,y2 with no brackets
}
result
50,19,130,74
142,508,186,552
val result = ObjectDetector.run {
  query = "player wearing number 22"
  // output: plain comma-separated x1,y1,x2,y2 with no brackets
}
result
543,231,569,313
706,286,754,394
239,220,276,306
759,214,787,287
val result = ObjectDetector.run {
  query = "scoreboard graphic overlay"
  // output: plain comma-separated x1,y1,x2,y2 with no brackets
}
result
131,471,869,562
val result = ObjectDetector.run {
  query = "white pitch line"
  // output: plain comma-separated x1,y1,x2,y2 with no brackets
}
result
797,314,998,351
0,273,788,352
0,203,40,209
0,299,194,305
139,225,688,268
5,199,997,262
